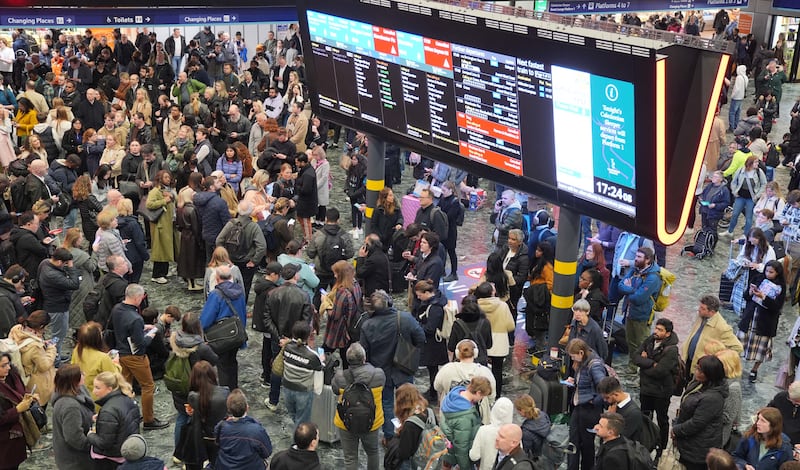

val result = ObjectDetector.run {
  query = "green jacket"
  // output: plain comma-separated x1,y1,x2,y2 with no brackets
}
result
441,406,481,470
171,79,207,106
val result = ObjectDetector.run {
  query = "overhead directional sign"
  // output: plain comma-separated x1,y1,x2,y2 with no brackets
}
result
549,0,747,14
773,0,800,10
0,7,297,27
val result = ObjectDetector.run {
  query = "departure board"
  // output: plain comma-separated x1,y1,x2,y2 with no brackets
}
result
305,9,639,215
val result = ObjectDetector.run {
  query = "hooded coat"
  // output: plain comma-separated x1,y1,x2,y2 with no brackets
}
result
8,324,57,404
440,385,482,470
414,289,449,367
168,331,219,409
193,190,231,245
469,397,515,470
672,380,729,465
477,296,515,357
52,387,95,470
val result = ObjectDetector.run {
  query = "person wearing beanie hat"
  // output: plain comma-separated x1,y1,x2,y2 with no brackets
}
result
119,433,167,469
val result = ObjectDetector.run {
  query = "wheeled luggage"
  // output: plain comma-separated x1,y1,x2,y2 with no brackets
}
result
529,372,569,417
311,385,340,443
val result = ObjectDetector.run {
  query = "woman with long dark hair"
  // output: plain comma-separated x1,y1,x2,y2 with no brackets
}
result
116,198,148,283
732,227,776,315
414,280,450,403
169,314,219,464
61,118,85,166
481,251,511,302
732,407,793,469
52,364,94,470
369,187,403,249
574,269,609,323
525,241,555,351
13,97,37,146
673,355,728,470
73,175,104,247
438,181,463,281
738,259,786,382
179,361,229,470
177,173,206,291
345,152,367,237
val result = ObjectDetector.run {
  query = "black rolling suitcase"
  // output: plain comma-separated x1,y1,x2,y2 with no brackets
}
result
530,373,569,416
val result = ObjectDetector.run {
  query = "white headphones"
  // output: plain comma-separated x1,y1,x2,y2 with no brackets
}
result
455,339,479,361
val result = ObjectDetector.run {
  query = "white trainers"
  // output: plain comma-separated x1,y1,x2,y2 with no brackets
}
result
264,399,278,411
151,277,168,284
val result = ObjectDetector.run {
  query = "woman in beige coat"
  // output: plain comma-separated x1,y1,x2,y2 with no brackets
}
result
8,310,57,405
474,281,515,396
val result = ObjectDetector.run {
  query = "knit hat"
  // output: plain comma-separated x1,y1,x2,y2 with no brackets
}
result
120,434,147,461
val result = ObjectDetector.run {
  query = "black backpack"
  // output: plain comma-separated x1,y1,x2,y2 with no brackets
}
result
10,178,27,213
82,284,104,323
221,220,247,262
259,215,278,252
766,143,781,168
624,437,655,469
0,239,16,273
639,413,661,452
319,230,347,269
337,371,376,435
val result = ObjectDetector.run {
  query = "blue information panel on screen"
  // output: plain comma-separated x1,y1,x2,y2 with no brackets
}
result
552,66,636,216
773,0,800,10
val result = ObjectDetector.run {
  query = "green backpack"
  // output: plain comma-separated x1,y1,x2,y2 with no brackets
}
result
164,353,191,395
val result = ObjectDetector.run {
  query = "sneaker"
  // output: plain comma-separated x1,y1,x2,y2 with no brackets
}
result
265,399,278,411
143,418,170,430
260,380,271,389
151,277,168,284
172,456,183,465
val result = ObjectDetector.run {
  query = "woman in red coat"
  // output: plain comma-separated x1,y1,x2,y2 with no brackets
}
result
0,352,40,469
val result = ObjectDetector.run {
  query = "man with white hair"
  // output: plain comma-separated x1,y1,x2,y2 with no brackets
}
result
215,199,266,303
223,103,251,146
24,159,57,212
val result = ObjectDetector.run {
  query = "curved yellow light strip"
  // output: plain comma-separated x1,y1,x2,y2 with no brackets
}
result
656,54,730,246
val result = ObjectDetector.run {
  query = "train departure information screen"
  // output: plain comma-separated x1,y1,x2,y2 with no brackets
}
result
306,9,638,216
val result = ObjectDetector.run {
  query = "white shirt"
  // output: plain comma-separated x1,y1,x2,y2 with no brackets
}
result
0,47,13,73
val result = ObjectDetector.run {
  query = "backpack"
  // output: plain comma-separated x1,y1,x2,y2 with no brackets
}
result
766,142,781,168
454,318,488,365
82,284,104,323
454,202,465,227
430,206,449,238
639,414,661,452
259,216,279,252
623,437,655,469
221,220,247,262
537,424,574,469
651,267,675,312
406,409,450,470
0,239,16,273
591,357,618,380
0,338,35,386
336,370,377,435
346,290,368,342
419,300,457,343
682,229,717,260
669,346,688,397
319,230,348,269
10,177,27,213
163,352,192,396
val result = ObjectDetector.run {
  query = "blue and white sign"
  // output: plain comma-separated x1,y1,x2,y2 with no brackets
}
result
549,0,748,14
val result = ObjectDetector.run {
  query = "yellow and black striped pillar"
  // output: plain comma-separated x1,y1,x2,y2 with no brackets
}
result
548,206,581,350
364,136,385,234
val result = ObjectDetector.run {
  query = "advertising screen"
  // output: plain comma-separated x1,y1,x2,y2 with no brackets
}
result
305,8,642,216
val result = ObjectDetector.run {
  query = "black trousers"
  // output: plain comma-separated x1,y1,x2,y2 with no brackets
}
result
152,261,169,278
217,349,238,390
234,261,256,305
640,394,671,451
568,403,602,470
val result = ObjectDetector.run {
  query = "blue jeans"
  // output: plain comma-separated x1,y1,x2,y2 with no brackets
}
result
729,99,742,131
381,373,413,438
48,310,69,366
63,208,78,230
283,388,314,429
728,197,755,236
171,56,182,74
173,407,189,452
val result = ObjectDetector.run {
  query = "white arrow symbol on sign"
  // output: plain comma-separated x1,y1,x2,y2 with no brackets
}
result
145,17,151,22
232,16,237,21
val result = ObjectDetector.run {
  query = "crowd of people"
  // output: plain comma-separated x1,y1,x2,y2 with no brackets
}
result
0,11,800,470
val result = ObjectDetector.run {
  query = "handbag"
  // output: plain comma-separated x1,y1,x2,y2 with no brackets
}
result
657,443,685,470
558,324,572,347
775,362,793,390
29,402,47,429
271,343,287,376
118,180,140,198
204,288,247,353
723,259,744,281
392,311,419,375
138,197,164,223
725,428,743,454
51,187,72,217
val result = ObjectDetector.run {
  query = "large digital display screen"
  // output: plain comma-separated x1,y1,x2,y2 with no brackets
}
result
306,9,639,216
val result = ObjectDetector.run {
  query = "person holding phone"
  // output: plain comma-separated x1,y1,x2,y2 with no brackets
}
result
0,350,41,467
7,310,57,407
699,170,731,234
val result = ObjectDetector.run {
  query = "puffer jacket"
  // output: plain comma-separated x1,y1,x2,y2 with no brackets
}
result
332,362,386,432
169,331,219,409
8,324,56,404
416,289,449,367
51,388,94,470
733,433,793,470
469,397,514,470
37,259,80,313
521,412,551,458
632,331,680,398
440,385,482,470
572,352,607,407
672,381,728,464
87,389,142,458
194,190,231,245
478,296,515,357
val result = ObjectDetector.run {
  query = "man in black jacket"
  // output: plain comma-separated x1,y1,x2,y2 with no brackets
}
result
96,255,130,327
111,283,170,430
359,289,425,439
37,248,80,365
252,262,283,385
492,424,531,470
9,212,52,288
356,234,390,296
597,377,642,443
264,263,313,410
0,266,29,338
592,412,629,470
257,127,296,180
768,382,800,445
632,317,679,454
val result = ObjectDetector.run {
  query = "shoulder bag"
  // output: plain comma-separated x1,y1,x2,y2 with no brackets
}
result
205,288,247,353
392,311,420,375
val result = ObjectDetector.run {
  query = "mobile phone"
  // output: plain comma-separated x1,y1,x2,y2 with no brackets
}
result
49,228,63,235
319,288,327,296
30,384,37,394
559,379,574,387
354,203,362,209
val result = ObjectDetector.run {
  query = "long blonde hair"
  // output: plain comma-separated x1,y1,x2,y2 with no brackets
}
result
95,371,134,398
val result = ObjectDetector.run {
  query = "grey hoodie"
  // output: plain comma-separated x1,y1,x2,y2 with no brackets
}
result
731,64,748,100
